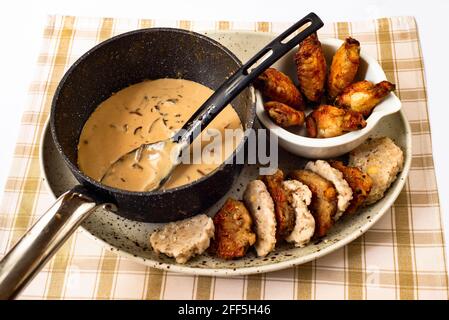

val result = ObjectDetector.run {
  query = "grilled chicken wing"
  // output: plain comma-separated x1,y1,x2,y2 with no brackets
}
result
295,33,327,103
288,169,337,237
255,68,305,110
260,169,296,240
335,80,395,117
328,160,373,214
306,105,366,138
264,101,305,127
328,37,360,99
210,198,256,260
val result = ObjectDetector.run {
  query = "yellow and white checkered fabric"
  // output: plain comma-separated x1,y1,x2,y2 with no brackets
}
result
0,15,447,299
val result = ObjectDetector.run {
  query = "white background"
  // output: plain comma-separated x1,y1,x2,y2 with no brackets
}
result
0,0,448,262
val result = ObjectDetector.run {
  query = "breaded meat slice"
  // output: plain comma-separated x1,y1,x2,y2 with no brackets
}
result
288,170,337,237
282,180,315,247
150,214,214,264
260,169,296,240
243,180,277,257
349,137,404,205
305,160,353,220
328,160,373,214
210,198,256,260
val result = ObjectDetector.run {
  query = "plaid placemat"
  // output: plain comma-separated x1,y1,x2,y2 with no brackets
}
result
0,15,447,300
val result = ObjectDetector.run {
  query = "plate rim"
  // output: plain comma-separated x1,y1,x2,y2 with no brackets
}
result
38,30,412,276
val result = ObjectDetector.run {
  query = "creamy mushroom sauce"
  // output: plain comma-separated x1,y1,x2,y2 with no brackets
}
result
100,140,180,192
77,78,243,191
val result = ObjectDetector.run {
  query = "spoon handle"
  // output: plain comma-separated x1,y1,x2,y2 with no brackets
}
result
172,12,323,145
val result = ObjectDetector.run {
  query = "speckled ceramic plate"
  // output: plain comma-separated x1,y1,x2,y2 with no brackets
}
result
39,31,411,276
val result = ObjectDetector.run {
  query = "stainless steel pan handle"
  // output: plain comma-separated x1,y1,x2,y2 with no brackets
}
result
0,186,112,299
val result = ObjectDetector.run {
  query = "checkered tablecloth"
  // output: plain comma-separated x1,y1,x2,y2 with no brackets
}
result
0,15,447,299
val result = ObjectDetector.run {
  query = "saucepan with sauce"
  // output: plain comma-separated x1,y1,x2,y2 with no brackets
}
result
0,13,323,298
55,30,258,222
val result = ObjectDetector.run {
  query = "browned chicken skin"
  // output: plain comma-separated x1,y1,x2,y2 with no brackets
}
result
335,80,395,117
264,101,305,127
306,105,367,138
288,169,337,237
328,37,360,99
255,68,305,110
260,169,296,240
328,160,373,214
210,198,256,260
295,33,327,103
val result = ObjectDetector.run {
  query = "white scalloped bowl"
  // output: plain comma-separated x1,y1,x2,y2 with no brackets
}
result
256,38,402,159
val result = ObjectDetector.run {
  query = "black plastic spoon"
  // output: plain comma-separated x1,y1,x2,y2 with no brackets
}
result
101,13,323,192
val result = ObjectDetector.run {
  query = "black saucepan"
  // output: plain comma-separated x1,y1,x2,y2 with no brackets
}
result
51,27,256,223
0,13,323,299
